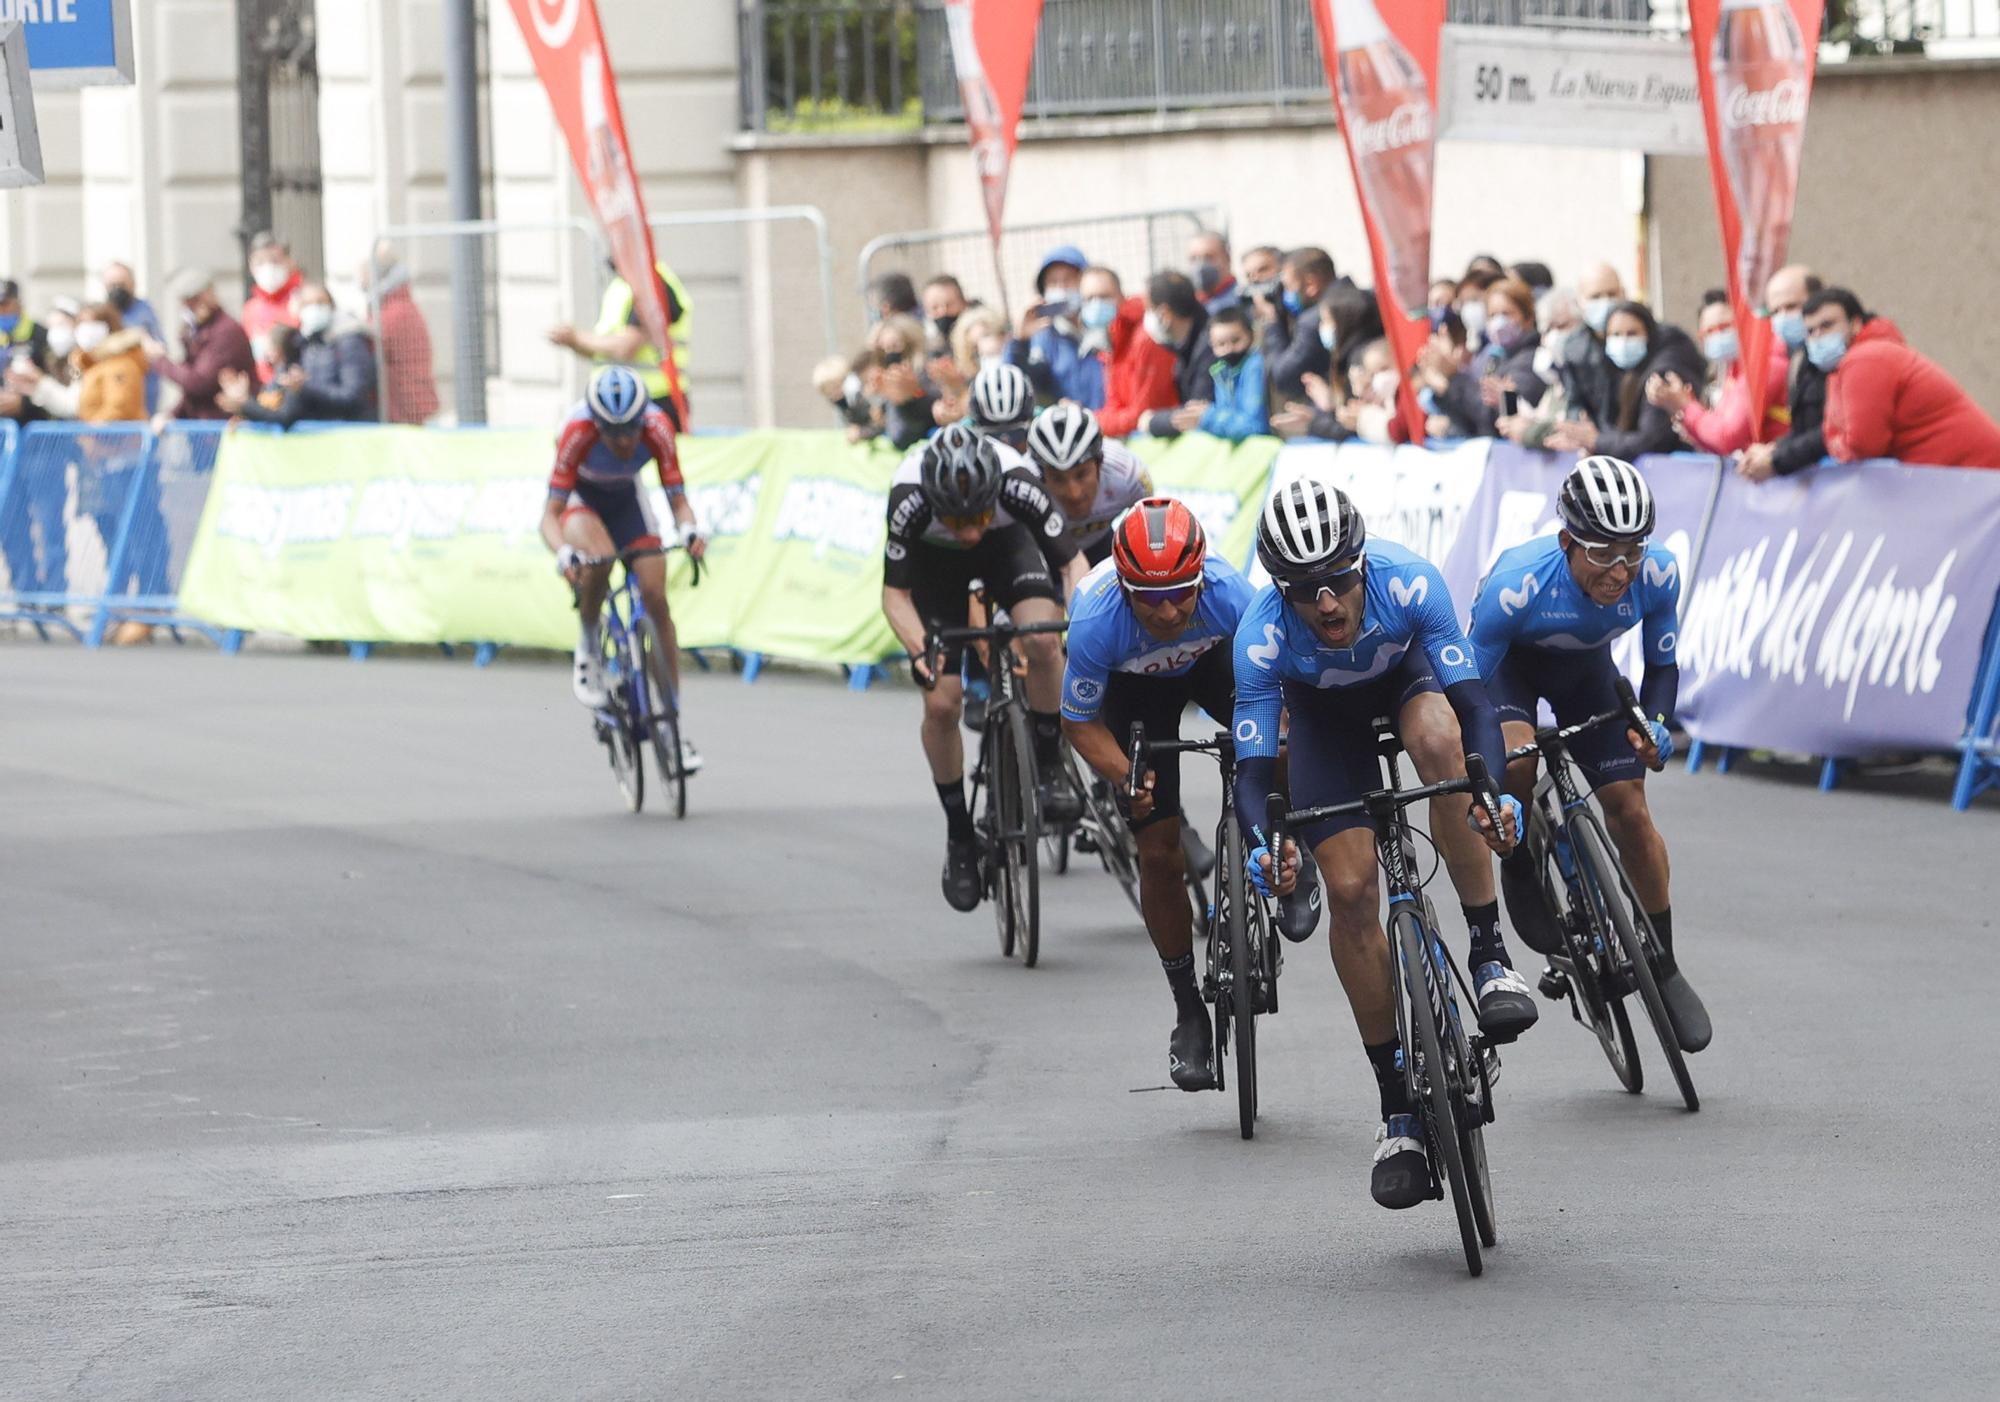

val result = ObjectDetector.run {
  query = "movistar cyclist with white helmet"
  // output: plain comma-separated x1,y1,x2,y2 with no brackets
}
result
881,422,1088,912
542,365,707,766
1469,455,1711,1053
1231,478,1531,1211
1024,403,1155,564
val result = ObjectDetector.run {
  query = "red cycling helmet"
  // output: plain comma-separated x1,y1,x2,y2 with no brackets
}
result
1112,497,1207,589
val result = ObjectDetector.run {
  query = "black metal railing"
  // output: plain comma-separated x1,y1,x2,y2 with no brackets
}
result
739,0,2000,132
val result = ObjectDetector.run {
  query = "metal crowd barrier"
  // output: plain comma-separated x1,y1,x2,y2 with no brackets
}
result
0,420,230,648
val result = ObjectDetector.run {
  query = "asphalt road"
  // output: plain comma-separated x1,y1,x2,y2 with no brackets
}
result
4,644,1998,1400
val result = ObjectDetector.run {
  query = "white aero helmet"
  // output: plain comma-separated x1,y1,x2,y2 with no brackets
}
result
1024,402,1104,472
1558,455,1654,543
1256,477,1366,582
968,362,1035,433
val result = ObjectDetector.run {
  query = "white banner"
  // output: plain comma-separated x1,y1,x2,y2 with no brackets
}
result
1437,24,1706,156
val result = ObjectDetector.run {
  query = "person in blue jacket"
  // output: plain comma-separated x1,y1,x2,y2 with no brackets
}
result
1007,245,1097,406
1197,306,1268,441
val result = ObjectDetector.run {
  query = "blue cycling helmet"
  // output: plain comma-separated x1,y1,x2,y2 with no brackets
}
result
586,365,649,430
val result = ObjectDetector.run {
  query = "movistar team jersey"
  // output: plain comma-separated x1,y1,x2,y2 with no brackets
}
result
1468,534,1681,676
1230,539,1481,763
1060,439,1154,554
1061,554,1256,723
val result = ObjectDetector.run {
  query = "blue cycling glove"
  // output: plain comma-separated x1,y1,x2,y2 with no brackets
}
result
1639,718,1674,769
1246,841,1277,898
1466,792,1524,845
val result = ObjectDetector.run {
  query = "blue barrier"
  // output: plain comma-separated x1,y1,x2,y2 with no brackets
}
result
0,420,230,647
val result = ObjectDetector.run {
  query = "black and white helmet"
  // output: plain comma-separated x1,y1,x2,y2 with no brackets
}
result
1558,455,1654,543
919,423,1005,517
968,363,1035,433
1257,477,1366,581
1025,403,1104,473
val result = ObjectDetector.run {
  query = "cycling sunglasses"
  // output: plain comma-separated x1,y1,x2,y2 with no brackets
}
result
1122,579,1201,607
1273,563,1364,601
940,508,995,532
1576,539,1648,569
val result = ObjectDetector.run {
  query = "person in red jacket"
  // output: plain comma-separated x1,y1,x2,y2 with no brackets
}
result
1808,287,2000,469
1646,292,1790,455
1081,265,1179,437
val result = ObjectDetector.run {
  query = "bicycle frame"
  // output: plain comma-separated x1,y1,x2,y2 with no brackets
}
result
577,545,698,734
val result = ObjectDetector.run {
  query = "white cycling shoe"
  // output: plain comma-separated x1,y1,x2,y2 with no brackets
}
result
572,649,609,708
1372,1115,1430,1210
678,735,704,774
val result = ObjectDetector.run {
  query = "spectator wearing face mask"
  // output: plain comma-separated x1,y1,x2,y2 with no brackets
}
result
1647,290,1789,455
1451,268,1500,352
70,303,149,423
1088,266,1181,438
0,278,55,424
921,274,972,359
99,262,163,413
1736,264,1828,482
1438,276,1544,437
857,313,936,450
217,283,377,426
361,241,439,425
1427,278,1457,313
1145,271,1215,440
1191,306,1267,442
1238,243,1289,350
4,297,82,420
1187,230,1241,312
1268,246,1342,399
152,269,257,426
1546,300,1703,460
1495,289,1586,448
1006,244,1091,404
1808,287,2000,469
938,305,1011,421
1318,281,1386,388
1509,262,1554,304
813,352,878,443
243,231,303,383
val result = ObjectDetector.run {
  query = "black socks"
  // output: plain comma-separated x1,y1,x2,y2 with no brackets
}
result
1366,1038,1413,1120
1161,953,1202,1021
1650,906,1675,975
1030,710,1062,772
1463,900,1510,970
937,778,974,844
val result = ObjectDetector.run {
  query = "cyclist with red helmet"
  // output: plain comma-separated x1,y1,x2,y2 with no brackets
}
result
1061,497,1256,1090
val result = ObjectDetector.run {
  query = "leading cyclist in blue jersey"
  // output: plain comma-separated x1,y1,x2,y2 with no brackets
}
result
1231,478,1530,1211
1468,455,1711,1053
541,366,708,763
1061,498,1255,1090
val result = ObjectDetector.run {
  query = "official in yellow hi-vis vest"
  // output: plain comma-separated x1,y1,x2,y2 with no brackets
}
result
549,260,692,427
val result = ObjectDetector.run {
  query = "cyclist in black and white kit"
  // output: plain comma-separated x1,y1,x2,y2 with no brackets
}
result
1024,403,1154,565
881,423,1088,911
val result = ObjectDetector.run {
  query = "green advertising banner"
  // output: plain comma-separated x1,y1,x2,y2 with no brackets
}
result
176,426,1279,661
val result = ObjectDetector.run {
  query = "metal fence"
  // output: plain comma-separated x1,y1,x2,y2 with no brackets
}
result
0,421,227,646
858,206,1223,321
742,0,2000,130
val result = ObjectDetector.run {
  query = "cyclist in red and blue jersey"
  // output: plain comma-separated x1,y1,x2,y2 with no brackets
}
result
1468,455,1711,1053
1061,499,1255,1090
1231,478,1529,1211
540,366,708,762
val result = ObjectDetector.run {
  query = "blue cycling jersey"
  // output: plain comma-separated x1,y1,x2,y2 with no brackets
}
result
1062,555,1256,724
1230,539,1484,763
1468,533,1681,719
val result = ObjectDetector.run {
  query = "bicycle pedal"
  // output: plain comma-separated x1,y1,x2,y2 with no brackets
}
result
1537,966,1571,1001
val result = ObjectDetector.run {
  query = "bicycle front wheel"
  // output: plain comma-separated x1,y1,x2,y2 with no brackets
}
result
1221,816,1256,1139
1576,817,1697,1112
1393,908,1482,1277
640,618,687,820
994,703,1041,967
1539,818,1641,1092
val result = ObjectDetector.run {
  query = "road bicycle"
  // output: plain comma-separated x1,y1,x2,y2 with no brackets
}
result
576,546,699,818
1129,723,1286,1140
1043,749,1144,913
1278,732,1505,1277
924,615,1069,968
1508,678,1698,1112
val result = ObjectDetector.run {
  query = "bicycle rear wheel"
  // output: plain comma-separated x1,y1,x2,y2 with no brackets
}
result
1085,776,1143,915
1576,818,1698,1112
640,618,687,820
990,704,1041,967
1221,816,1257,1138
1393,908,1481,1277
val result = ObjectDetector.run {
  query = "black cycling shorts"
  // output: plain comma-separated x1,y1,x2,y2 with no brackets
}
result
1488,646,1642,791
909,526,1063,672
561,480,661,553
1285,649,1443,848
1096,645,1235,831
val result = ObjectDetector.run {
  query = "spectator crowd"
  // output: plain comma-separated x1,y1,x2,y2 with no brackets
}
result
819,231,2000,474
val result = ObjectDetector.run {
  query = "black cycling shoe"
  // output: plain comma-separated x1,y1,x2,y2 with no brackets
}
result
1276,860,1322,943
1655,965,1713,1053
1501,855,1562,956
941,839,982,913
1039,773,1083,826
1371,1115,1431,1210
1168,1009,1216,1091
1180,827,1215,880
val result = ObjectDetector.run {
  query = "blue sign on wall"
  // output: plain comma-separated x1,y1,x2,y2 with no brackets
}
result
10,0,133,88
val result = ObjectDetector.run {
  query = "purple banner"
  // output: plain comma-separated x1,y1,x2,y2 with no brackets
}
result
1678,460,2000,754
1439,444,1721,644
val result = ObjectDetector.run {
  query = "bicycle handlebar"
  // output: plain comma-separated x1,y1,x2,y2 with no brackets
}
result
1280,769,1489,830
916,618,1068,693
1126,721,1148,799
1502,675,1661,772
574,542,705,588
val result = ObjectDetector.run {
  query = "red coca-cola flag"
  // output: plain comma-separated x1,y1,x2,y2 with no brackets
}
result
1689,0,1823,434
1310,0,1445,445
943,0,1044,316
508,0,686,425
